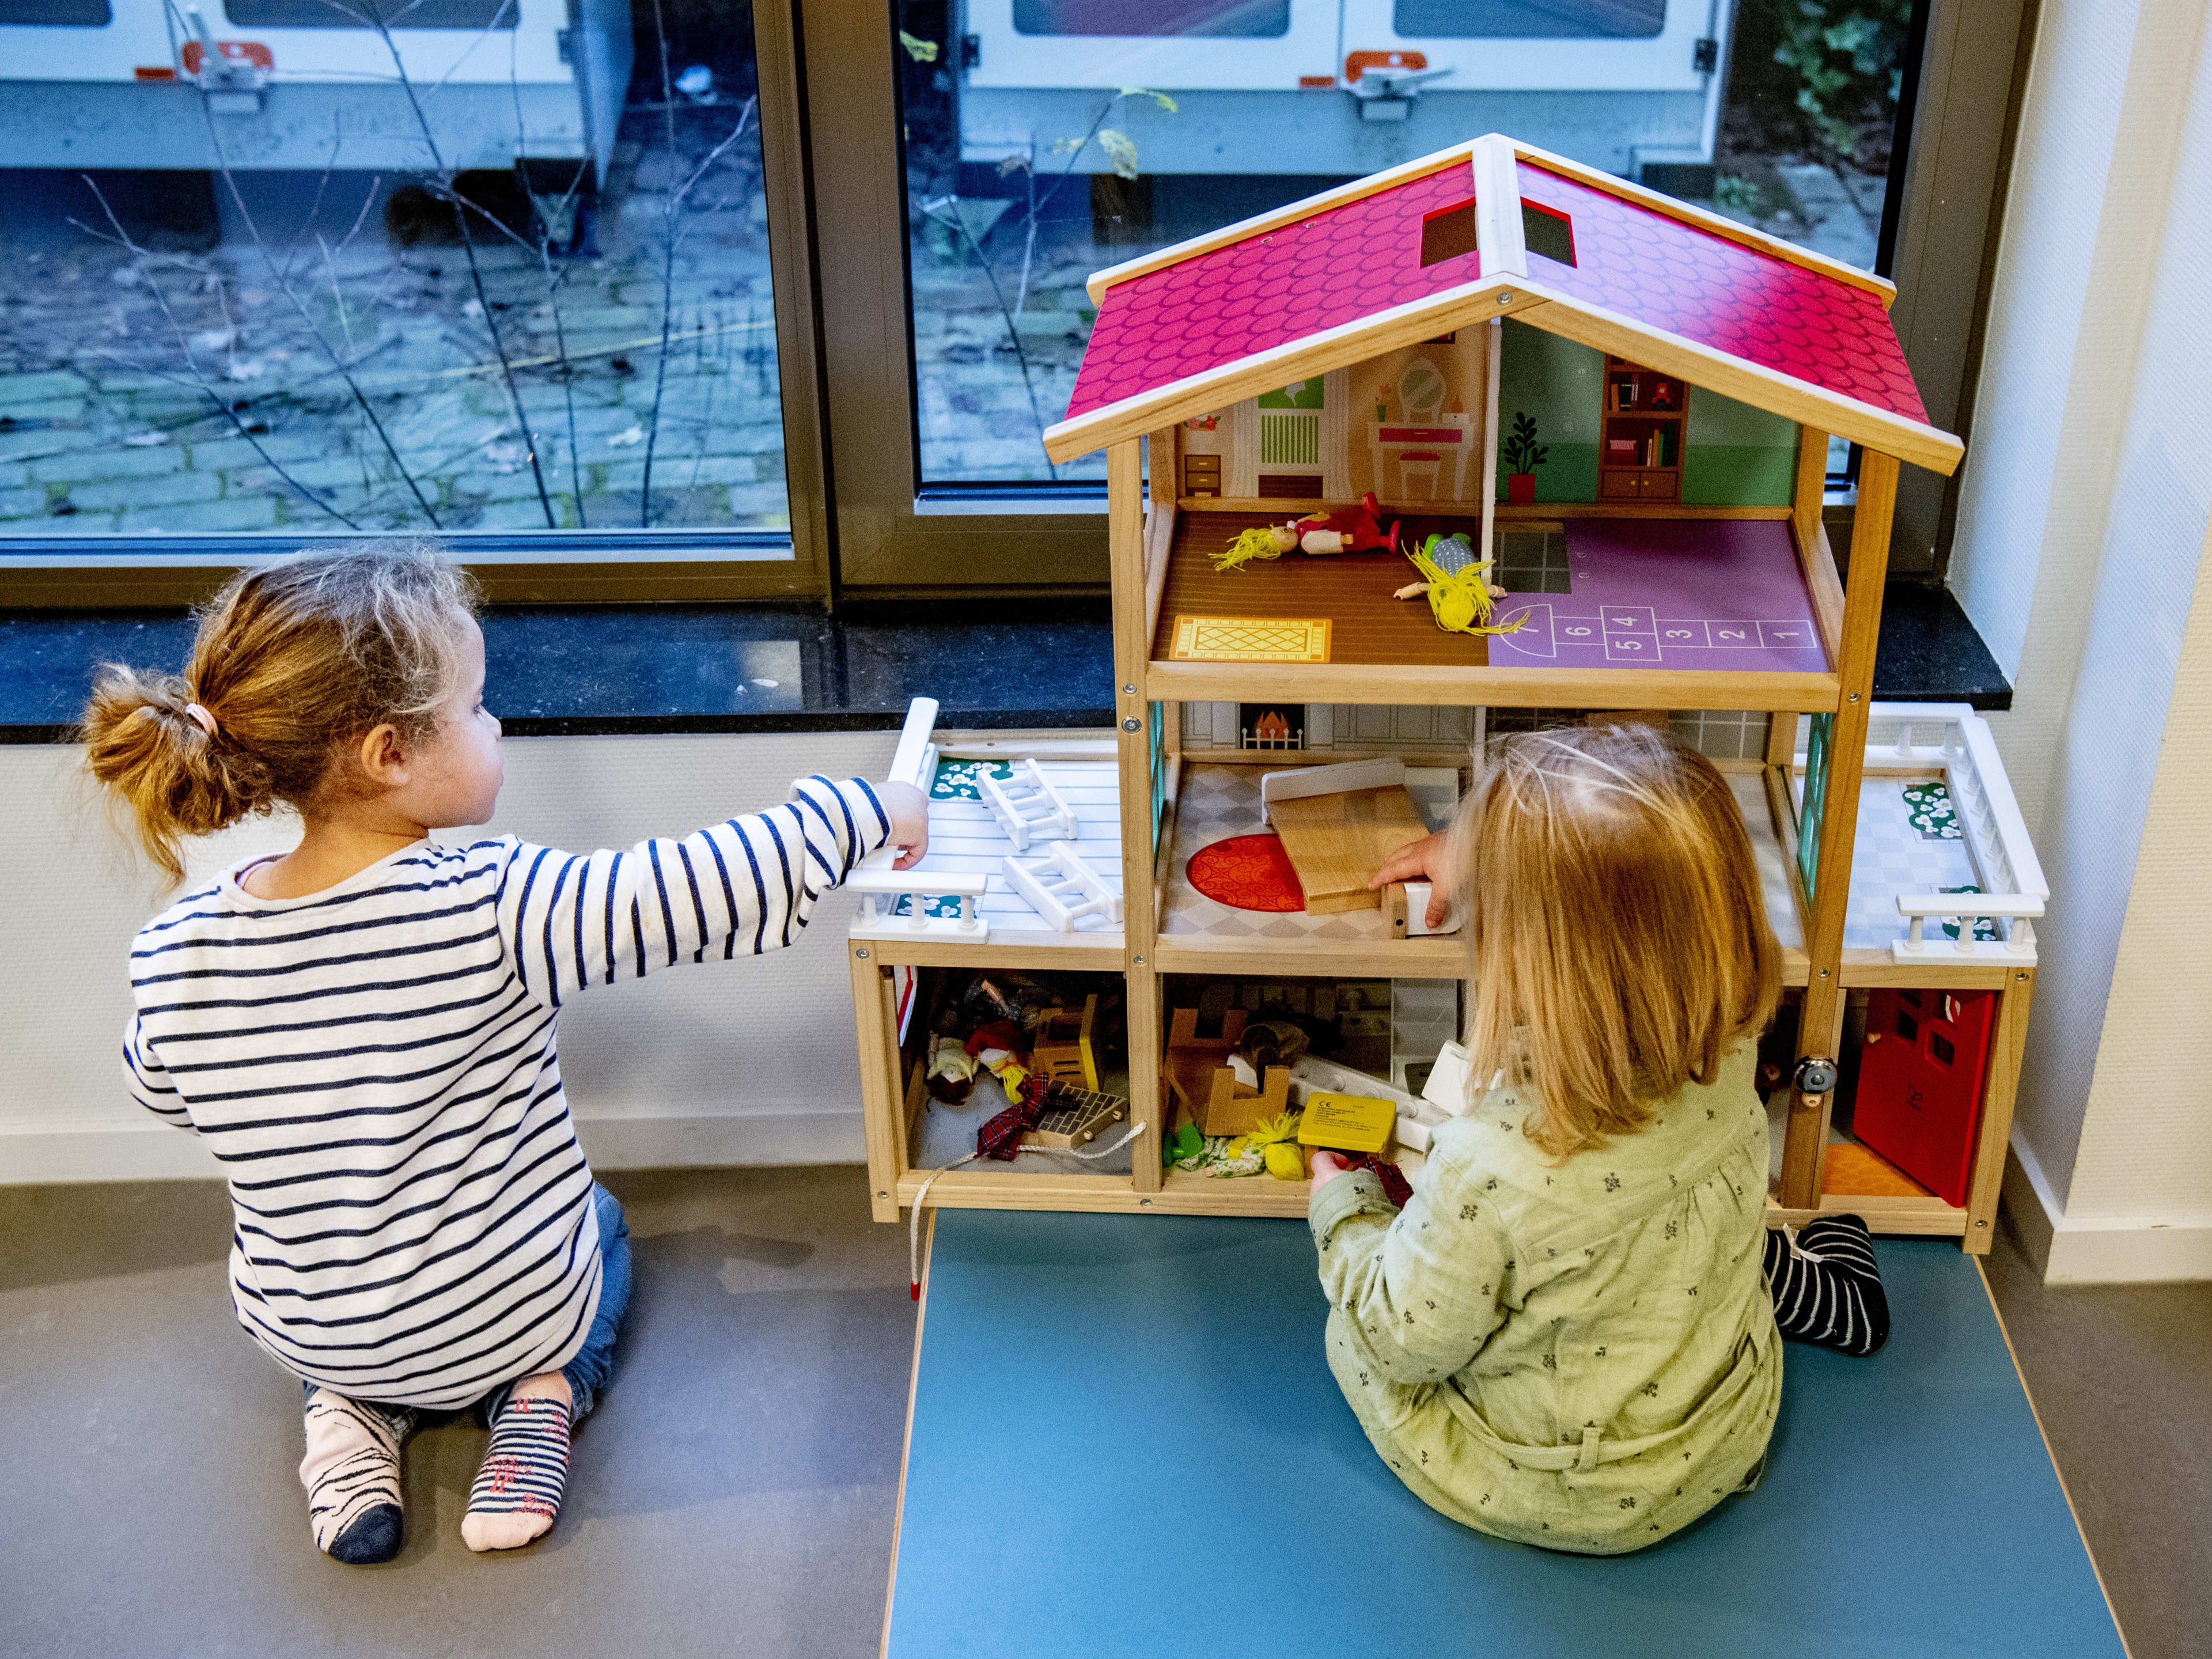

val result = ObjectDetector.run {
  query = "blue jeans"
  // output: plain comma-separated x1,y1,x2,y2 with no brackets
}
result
301,1182,632,1426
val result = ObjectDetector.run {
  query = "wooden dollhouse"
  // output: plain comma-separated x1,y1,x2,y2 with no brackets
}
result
846,134,2043,1254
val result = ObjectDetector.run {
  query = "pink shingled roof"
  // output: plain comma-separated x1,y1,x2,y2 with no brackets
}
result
1513,160,1927,424
1065,161,1483,421
1062,151,1928,431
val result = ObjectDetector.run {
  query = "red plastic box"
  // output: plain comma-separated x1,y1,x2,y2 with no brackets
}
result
1854,988,1996,1207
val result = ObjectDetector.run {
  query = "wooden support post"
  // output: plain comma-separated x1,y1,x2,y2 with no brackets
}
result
1779,448,1898,1210
1963,968,2035,1254
1792,425,1827,554
852,945,904,1224
1765,705,1798,767
1150,423,1180,517
1110,438,1166,1193
1481,317,1502,553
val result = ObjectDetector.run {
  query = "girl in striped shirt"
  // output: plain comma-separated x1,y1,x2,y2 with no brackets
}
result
82,545,927,1565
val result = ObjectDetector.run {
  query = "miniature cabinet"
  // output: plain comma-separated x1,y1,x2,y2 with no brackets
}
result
848,134,2042,1254
1600,356,1685,501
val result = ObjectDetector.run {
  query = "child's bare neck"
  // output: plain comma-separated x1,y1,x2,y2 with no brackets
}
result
243,813,430,900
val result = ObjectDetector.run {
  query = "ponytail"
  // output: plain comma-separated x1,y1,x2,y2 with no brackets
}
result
78,540,478,888
81,664,275,884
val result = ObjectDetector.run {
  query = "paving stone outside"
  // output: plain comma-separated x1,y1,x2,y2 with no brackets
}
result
0,115,793,539
0,105,1884,530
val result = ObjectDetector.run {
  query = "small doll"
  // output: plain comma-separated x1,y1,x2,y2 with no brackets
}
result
1216,493,1401,570
1394,531,1525,638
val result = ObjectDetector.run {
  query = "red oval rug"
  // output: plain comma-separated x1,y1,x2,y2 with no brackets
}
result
1187,834,1306,912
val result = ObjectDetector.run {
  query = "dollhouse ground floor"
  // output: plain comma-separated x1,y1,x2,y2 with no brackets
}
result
884,1210,2127,1659
5,1167,2206,1656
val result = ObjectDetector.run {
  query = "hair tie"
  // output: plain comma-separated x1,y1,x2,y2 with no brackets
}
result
183,702,218,737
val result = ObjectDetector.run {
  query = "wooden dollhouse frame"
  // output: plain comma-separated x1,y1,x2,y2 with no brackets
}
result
849,134,2037,1254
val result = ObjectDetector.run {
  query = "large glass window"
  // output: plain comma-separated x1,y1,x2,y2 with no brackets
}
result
0,0,789,538
896,0,1919,487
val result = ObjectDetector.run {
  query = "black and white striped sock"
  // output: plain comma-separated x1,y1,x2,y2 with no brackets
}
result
1764,1214,1891,1357
461,1392,573,1552
300,1389,415,1564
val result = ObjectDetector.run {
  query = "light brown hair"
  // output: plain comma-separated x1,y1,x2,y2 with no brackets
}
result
1456,723,1780,1158
79,541,479,884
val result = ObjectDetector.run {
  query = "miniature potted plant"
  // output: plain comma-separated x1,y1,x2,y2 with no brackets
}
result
1502,411,1548,502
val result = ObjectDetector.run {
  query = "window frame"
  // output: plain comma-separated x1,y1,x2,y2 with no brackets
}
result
0,0,834,608
0,0,2038,607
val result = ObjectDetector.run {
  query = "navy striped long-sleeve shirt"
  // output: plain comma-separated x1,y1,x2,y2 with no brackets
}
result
121,775,891,1408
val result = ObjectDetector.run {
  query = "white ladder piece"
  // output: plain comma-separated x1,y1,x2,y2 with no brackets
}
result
1002,842,1122,933
979,759,1080,852
848,868,990,941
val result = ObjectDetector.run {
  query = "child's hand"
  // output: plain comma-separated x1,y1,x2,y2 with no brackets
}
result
878,780,930,870
1309,1149,1351,1192
1369,829,1453,929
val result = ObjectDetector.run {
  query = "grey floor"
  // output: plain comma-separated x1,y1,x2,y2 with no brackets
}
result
1,1168,916,1659
2,1172,2205,1659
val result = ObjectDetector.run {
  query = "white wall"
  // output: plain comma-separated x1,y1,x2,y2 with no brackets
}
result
0,730,897,1183
1950,0,2212,1279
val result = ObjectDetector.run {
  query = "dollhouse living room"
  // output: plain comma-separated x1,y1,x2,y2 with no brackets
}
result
1,3,2208,1658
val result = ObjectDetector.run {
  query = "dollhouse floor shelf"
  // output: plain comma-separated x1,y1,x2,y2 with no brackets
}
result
855,751,1126,962
885,1213,2121,1659
1159,762,1465,976
1149,511,1839,712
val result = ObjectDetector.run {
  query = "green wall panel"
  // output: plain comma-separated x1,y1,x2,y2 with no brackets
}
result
1494,319,1797,506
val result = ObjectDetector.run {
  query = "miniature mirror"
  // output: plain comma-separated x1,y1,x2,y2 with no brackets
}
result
1399,359,1446,423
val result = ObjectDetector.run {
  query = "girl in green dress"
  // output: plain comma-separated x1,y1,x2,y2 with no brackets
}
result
1320,723,1874,1555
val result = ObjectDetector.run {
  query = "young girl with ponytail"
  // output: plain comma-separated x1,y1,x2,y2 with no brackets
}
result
83,543,927,1564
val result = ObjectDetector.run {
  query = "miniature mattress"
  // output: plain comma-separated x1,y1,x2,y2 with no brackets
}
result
886,1213,2122,1659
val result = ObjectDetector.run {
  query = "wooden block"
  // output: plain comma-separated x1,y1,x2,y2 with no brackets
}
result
1269,785,1430,914
1196,1065,1291,1137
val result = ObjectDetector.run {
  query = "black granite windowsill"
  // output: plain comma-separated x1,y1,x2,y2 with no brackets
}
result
0,583,2005,745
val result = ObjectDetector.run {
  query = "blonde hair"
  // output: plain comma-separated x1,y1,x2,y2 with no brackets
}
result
1456,723,1780,1159
79,541,479,884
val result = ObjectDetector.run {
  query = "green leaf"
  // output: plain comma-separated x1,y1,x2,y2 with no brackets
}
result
1117,85,1179,113
1099,130,1141,180
897,29,938,62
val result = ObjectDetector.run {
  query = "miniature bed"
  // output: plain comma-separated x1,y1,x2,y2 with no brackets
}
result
849,131,2036,1255
881,1211,2124,1659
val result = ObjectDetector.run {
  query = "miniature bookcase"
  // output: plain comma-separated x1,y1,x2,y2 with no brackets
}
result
847,134,2039,1255
1600,355,1685,501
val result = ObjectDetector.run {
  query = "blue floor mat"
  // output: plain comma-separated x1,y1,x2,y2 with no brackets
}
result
887,1211,2122,1659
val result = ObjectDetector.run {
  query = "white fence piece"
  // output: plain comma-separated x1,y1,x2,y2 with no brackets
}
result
848,869,991,941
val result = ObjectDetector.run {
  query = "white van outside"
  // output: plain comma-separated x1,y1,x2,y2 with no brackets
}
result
0,0,630,180
956,0,1734,187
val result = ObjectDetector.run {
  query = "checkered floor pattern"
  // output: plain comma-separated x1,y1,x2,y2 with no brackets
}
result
1732,771,1981,952
1162,764,1404,942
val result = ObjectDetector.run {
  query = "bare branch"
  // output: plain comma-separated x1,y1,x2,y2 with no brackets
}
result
920,196,1058,480
160,1,445,525
80,177,362,530
352,1,558,527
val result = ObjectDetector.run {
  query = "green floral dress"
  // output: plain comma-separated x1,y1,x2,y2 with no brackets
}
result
1309,1040,1781,1555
